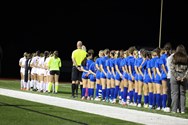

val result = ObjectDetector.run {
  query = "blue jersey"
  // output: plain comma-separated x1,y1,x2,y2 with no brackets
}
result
150,56,158,81
120,57,129,80
109,58,116,79
95,57,102,79
159,54,168,80
115,57,123,73
99,56,109,72
81,59,94,79
89,61,97,82
134,57,142,81
144,59,152,83
138,58,147,81
89,61,97,73
114,57,123,81
99,56,109,78
154,57,162,83
160,53,168,72
127,56,136,81
127,56,136,74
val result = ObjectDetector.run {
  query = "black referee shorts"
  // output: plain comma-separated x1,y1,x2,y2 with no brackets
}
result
71,66,82,81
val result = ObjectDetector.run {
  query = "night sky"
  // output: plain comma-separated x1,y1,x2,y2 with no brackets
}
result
0,0,188,82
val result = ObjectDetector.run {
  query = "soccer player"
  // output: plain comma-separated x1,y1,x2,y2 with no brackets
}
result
19,52,27,90
94,50,104,101
30,50,40,91
127,46,136,105
88,56,98,100
120,50,129,105
48,51,62,94
99,48,110,101
81,49,94,100
113,50,124,104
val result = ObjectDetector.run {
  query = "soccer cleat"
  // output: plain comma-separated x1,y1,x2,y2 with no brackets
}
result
133,103,137,106
106,99,109,103
87,96,91,100
156,107,161,110
137,103,142,107
144,104,148,108
177,109,180,113
94,97,101,101
81,96,85,100
112,99,116,104
149,105,153,109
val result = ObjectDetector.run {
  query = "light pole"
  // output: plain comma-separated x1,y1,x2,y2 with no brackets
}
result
159,0,163,48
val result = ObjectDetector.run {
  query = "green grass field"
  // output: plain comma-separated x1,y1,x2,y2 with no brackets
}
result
0,95,142,125
0,79,187,125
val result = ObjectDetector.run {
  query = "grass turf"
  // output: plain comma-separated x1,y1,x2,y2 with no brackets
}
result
0,80,187,119
0,94,141,125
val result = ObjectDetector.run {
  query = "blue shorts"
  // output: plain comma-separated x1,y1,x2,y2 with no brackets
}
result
100,72,106,79
115,72,122,81
106,72,111,80
134,73,138,81
138,74,143,82
111,73,115,80
89,74,96,82
96,71,101,80
82,72,88,79
161,72,167,80
154,74,161,84
144,74,152,83
127,73,135,81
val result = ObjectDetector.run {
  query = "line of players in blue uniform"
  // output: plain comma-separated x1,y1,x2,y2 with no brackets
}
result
80,46,170,111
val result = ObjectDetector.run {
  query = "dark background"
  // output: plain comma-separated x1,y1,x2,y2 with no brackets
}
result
0,0,188,82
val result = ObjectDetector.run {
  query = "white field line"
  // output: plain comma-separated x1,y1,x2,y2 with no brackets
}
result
0,88,187,125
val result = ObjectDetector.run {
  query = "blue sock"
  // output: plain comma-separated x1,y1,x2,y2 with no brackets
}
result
99,84,102,97
123,87,128,102
134,92,138,104
82,88,86,97
106,88,110,100
153,94,156,107
121,91,123,100
114,86,119,99
102,89,106,100
88,88,91,97
162,94,167,108
110,88,115,100
138,95,142,103
95,84,99,97
156,94,161,107
129,90,133,102
144,95,148,104
160,95,162,108
149,92,153,106
91,88,94,98
118,88,121,98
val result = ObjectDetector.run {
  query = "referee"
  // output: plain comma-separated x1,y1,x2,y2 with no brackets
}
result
71,41,87,98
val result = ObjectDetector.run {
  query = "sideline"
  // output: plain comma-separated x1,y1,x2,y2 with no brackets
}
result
0,88,188,125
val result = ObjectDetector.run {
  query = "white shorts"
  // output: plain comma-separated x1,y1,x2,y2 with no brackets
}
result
20,68,25,75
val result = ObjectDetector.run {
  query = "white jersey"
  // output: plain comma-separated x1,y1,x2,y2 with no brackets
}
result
38,57,46,75
44,56,51,76
19,56,26,75
31,56,40,75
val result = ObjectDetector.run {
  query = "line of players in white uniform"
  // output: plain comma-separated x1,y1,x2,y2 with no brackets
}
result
19,50,54,93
